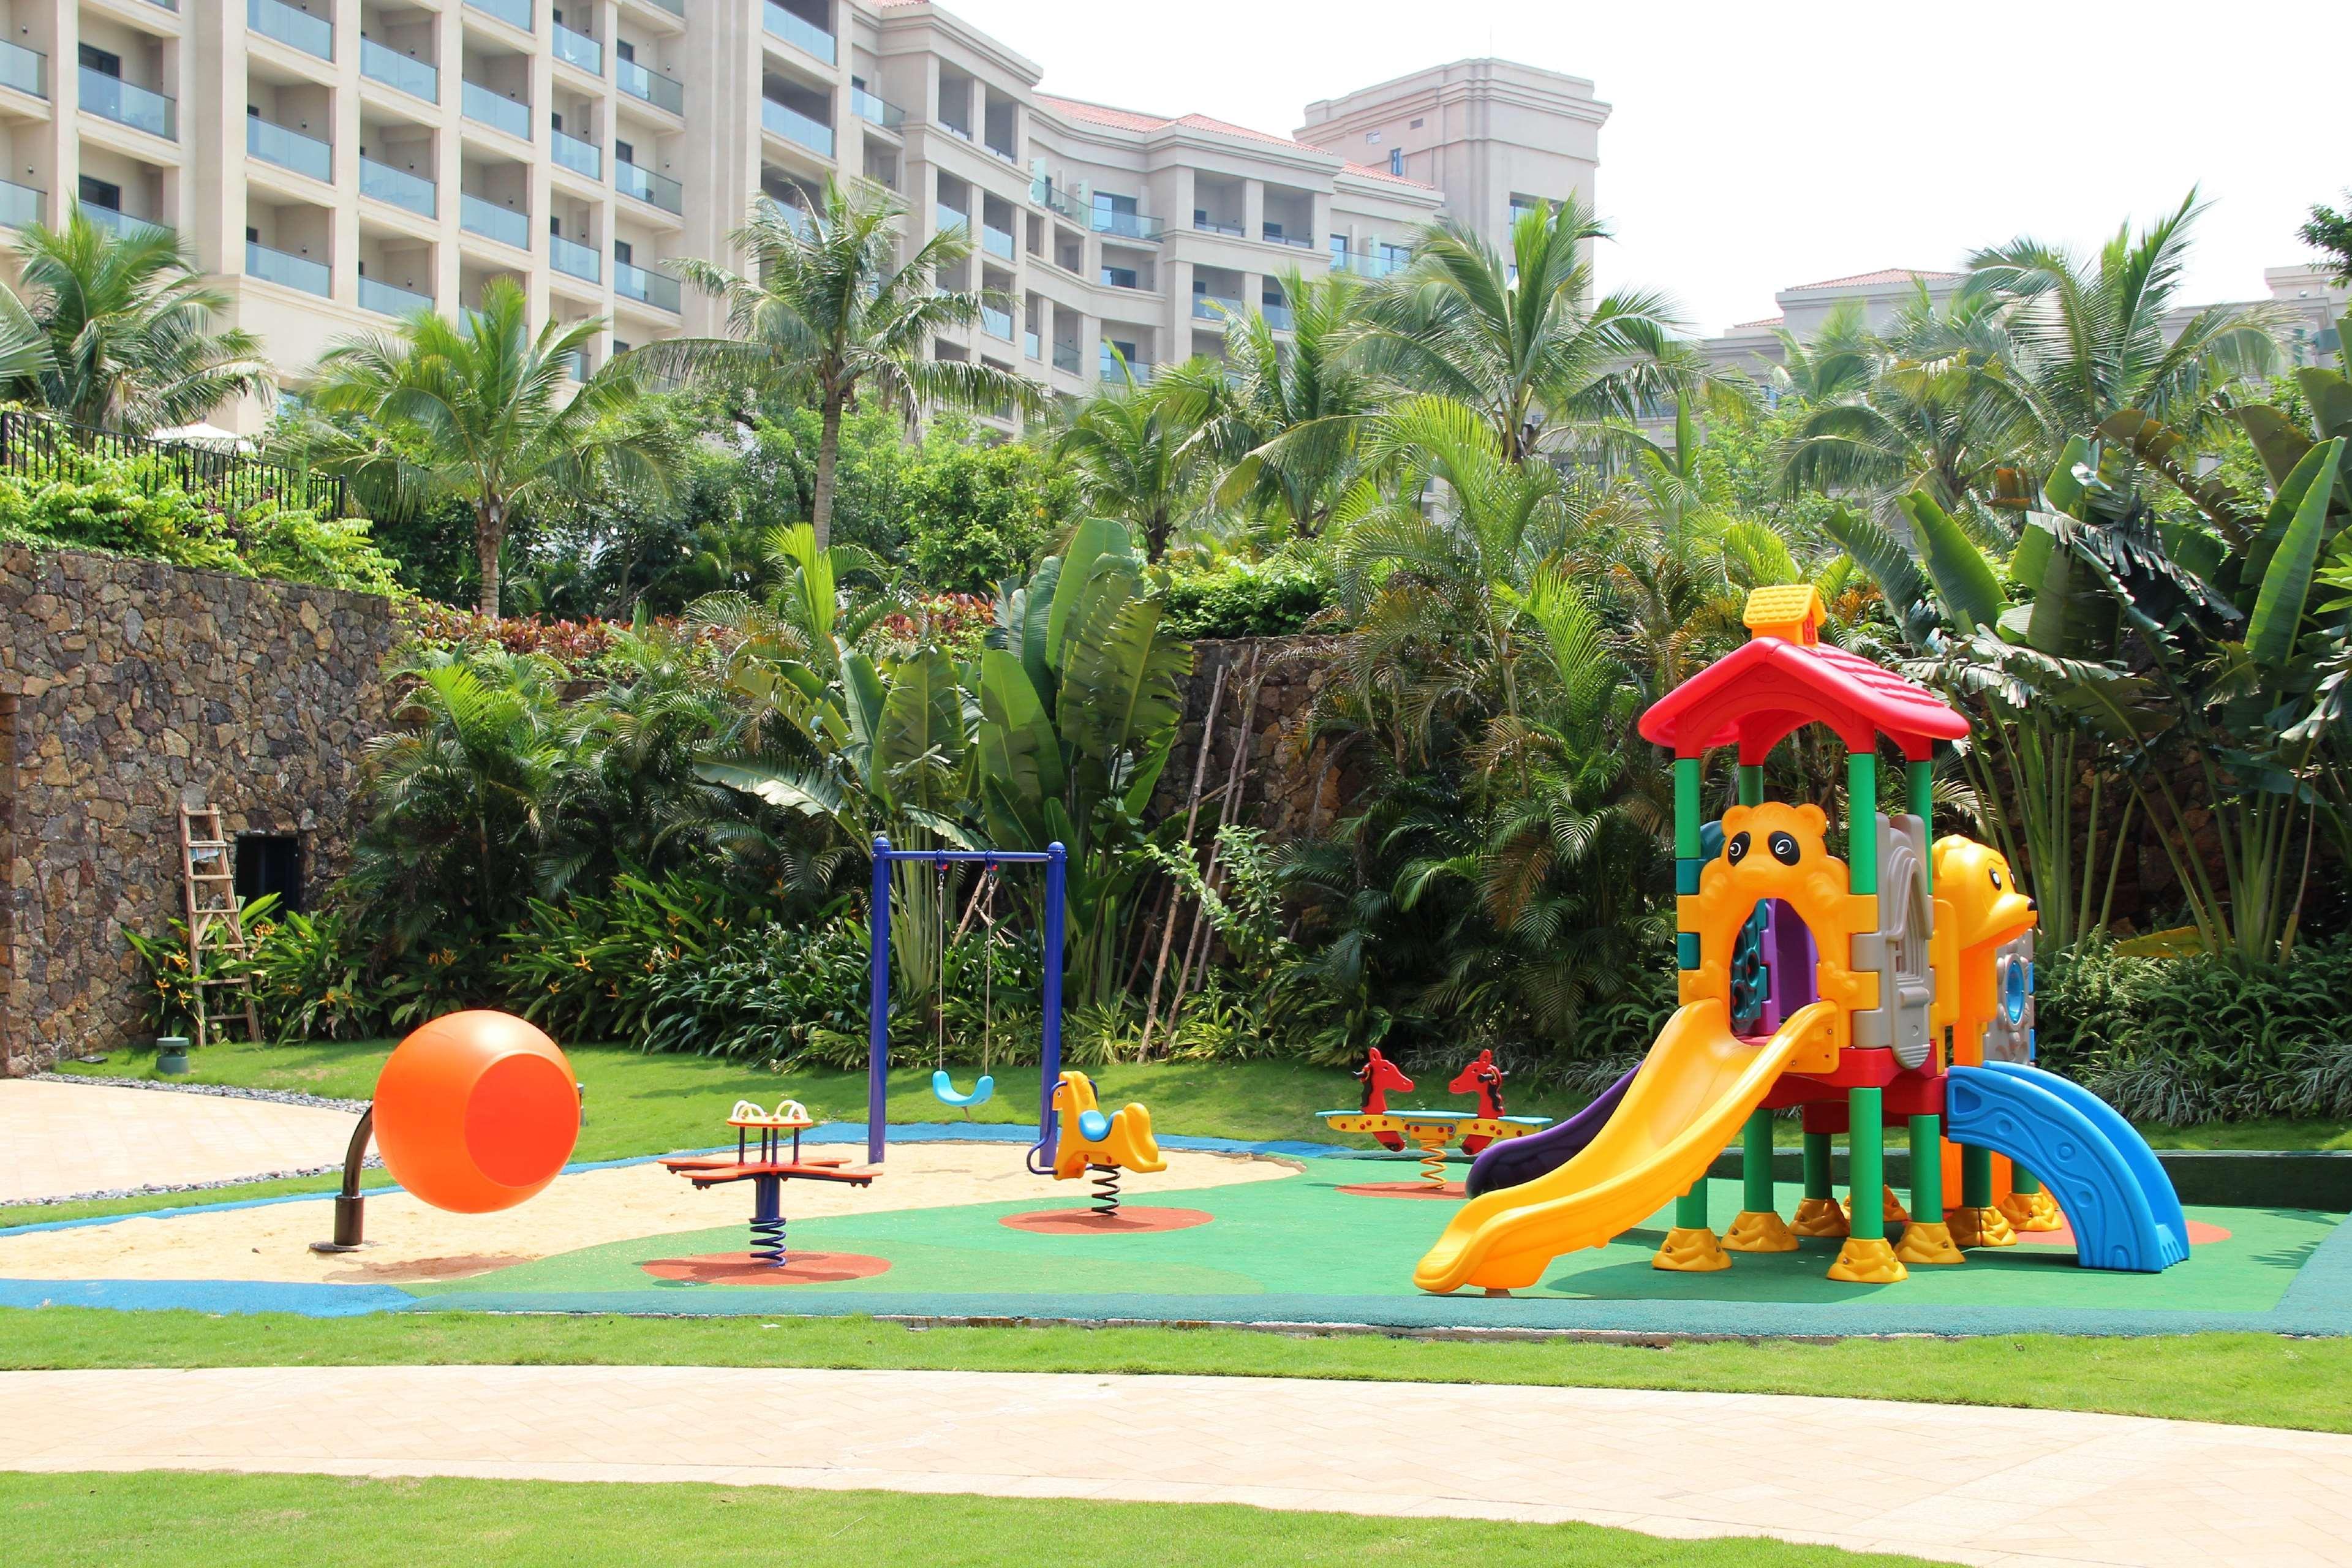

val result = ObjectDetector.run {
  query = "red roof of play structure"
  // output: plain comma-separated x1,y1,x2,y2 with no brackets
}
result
1638,587,1968,761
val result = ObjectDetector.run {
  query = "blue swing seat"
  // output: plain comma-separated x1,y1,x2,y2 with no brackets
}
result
932,1069,996,1109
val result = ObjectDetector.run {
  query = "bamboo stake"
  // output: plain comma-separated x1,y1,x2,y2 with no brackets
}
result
1165,646,1263,1042
1138,658,1229,1057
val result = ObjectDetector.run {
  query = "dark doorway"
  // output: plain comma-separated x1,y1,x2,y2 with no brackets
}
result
235,832,304,914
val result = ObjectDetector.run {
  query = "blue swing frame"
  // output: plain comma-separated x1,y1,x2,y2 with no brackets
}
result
867,836,1067,1174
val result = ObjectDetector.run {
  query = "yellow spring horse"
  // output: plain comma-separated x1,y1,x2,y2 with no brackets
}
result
1049,1071,1164,1216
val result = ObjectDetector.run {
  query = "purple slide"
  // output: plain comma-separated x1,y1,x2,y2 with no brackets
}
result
1464,1065,1637,1199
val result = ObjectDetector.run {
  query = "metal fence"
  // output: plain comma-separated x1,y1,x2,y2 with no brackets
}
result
0,409,345,516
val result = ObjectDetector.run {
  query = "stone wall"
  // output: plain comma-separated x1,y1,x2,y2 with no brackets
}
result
0,547,397,1072
1153,636,1360,845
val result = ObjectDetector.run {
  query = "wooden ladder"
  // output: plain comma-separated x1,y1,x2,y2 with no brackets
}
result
179,804,263,1049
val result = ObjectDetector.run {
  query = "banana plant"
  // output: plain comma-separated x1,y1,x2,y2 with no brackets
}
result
974,518,1192,1008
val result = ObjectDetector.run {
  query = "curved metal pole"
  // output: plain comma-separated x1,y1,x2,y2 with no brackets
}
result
309,1105,374,1254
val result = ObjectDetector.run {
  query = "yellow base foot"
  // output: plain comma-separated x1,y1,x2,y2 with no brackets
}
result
1654,1226,1731,1272
1724,1210,1800,1253
1840,1186,1910,1226
1895,1220,1966,1265
2000,1189,2064,1231
1790,1196,1850,1238
1827,1235,1909,1283
1948,1205,2018,1248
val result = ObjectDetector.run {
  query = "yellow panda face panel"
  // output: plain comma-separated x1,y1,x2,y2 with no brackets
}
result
1682,802,1880,1036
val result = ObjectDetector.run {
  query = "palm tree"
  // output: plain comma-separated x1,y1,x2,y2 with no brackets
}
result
1052,353,1208,560
300,277,667,616
633,179,1038,550
1357,196,1690,463
1,204,271,432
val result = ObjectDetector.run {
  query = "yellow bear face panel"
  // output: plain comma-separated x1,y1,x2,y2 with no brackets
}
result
1932,835,2037,951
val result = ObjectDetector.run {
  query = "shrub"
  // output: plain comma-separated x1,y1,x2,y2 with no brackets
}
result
899,436,1082,594
637,916,875,1062
233,500,407,596
1161,557,1336,639
503,871,769,1046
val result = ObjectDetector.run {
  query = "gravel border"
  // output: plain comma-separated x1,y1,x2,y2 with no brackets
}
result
6,1074,374,1210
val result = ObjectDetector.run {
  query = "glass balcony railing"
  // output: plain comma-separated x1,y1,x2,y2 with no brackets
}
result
360,39,437,102
1261,226,1313,249
980,305,1013,342
552,22,601,75
615,160,682,214
1330,247,1404,279
1051,341,1080,374
359,156,436,218
81,204,168,241
247,240,330,297
981,223,1014,261
762,2,836,64
1193,216,1243,237
1261,300,1295,331
552,127,601,179
850,86,903,132
634,0,684,13
1100,347,1151,384
1090,207,1161,243
761,97,832,157
1030,178,1080,220
249,0,333,60
463,80,531,140
81,68,176,140
1025,329,1041,360
0,39,47,100
614,259,680,313
617,58,684,115
247,117,333,183
360,276,433,318
1193,294,1241,321
467,0,531,31
549,231,601,283
933,203,968,236
0,179,43,228
460,192,529,249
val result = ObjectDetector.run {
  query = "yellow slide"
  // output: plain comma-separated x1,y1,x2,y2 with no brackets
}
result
1414,999,1831,1294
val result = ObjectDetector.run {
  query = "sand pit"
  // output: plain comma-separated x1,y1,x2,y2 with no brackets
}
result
0,1143,1300,1285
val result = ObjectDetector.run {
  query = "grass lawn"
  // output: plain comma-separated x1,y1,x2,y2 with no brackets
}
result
0,1471,1943,1567
7,1308,2347,1434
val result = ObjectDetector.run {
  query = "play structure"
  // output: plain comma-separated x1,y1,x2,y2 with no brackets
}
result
1321,1047,1551,1189
1043,1071,1165,1215
660,1101,879,1265
866,838,1065,1170
1415,586,2189,1295
312,1009,581,1252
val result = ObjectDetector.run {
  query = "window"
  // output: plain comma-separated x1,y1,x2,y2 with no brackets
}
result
1100,265,1138,289
1387,148,1401,176
613,239,632,263
79,45,122,78
550,111,564,133
78,175,123,211
615,138,634,164
235,834,304,915
616,39,635,62
1409,117,1423,129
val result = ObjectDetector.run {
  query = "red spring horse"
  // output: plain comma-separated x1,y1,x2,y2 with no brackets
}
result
1450,1049,1508,1153
1356,1048,1414,1150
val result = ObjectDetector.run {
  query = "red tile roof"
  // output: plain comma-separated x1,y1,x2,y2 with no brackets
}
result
1033,94,1436,188
1784,268,1964,292
1728,315,1786,330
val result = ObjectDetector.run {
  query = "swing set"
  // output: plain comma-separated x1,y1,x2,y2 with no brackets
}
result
864,835,1067,1172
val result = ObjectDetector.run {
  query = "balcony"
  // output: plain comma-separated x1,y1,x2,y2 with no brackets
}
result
467,0,531,31
631,0,684,13
614,259,680,312
761,98,832,157
552,22,601,75
981,222,1014,261
1050,340,1079,374
1024,328,1040,360
1331,247,1403,279
250,0,334,61
81,68,177,140
984,140,1017,165
617,58,684,116
463,81,531,140
1100,347,1151,384
762,2,835,65
360,276,433,317
550,231,600,283
980,304,1012,342
1193,216,1242,238
359,156,436,218
850,86,903,132
1193,294,1241,322
360,39,437,103
1261,299,1295,331
249,118,333,184
1261,226,1313,250
460,192,529,249
1091,208,1161,243
933,203,967,236
1030,178,1080,221
0,40,47,100
81,204,168,241
0,179,43,227
247,239,330,297
616,160,682,214
552,127,601,179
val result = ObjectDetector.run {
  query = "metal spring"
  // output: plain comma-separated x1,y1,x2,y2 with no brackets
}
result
1419,1144,1449,1188
1089,1164,1123,1218
748,1212,788,1266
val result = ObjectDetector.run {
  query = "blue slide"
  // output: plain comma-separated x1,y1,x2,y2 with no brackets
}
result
1944,1063,2189,1273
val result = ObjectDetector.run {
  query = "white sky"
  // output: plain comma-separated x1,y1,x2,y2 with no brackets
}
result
933,0,2351,336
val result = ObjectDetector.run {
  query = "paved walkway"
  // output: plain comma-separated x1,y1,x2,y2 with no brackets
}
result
0,1080,359,1204
4,1366,2346,1567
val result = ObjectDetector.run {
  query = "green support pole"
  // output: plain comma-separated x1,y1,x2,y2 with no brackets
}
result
1907,757,1933,825
1847,1088,1885,1243
1962,1144,1994,1209
1909,1114,1942,1218
2012,1167,2043,1196
1674,758,1703,858
1847,752,1878,894
1736,763,1765,808
1743,1109,1776,1213
1676,1182,1708,1230
1803,1130,1833,1200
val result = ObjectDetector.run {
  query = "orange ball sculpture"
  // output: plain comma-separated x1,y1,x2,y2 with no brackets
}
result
372,1011,579,1213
